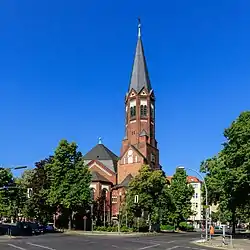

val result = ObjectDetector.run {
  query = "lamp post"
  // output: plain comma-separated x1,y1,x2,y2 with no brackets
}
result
177,166,209,241
0,166,27,171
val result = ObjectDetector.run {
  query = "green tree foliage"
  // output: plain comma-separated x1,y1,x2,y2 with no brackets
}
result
0,168,15,218
16,158,54,223
46,139,92,229
126,165,172,226
169,168,194,227
201,111,250,233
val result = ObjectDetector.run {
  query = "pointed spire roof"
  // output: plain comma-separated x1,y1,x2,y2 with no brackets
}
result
128,19,152,93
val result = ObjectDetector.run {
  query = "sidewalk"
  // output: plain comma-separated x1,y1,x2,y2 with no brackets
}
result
195,237,249,250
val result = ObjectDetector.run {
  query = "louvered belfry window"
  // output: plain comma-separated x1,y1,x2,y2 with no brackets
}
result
140,105,147,117
130,106,136,118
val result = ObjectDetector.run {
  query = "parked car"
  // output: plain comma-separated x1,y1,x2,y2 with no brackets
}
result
45,223,55,233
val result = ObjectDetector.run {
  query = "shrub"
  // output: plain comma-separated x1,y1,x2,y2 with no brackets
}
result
120,226,133,233
160,225,175,231
179,222,194,231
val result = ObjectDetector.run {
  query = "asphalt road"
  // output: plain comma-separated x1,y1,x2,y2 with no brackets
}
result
0,232,219,250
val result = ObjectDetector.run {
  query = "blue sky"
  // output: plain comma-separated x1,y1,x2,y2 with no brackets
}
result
0,1,250,177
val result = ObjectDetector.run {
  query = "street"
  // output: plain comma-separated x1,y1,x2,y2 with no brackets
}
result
0,232,219,250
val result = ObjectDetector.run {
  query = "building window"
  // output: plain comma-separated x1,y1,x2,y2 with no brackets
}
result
192,183,198,188
130,106,136,118
143,105,147,116
135,155,138,163
112,196,117,203
150,104,154,119
140,105,147,117
196,203,198,208
90,188,95,200
150,153,155,163
128,150,133,164
195,193,198,199
123,157,126,164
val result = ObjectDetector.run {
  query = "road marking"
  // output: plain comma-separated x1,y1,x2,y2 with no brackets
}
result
165,246,180,250
112,245,119,248
138,244,160,250
26,242,56,250
166,241,176,244
7,244,27,250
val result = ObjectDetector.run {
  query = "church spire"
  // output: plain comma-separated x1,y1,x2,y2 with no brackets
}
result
128,19,152,93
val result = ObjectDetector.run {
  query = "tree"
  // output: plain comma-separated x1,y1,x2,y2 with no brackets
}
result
169,168,194,227
17,158,54,223
46,139,92,229
201,111,250,233
126,165,172,228
0,168,15,219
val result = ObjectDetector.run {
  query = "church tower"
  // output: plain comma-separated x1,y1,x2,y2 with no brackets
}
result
118,20,160,184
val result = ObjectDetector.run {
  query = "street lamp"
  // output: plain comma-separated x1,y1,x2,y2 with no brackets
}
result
0,166,28,170
177,166,209,241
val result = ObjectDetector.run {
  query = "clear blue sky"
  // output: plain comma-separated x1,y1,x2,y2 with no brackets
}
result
1,1,250,177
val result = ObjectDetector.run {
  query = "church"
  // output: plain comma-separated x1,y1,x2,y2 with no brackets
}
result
83,21,161,222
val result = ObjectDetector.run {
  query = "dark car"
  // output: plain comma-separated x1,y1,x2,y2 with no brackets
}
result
26,222,40,235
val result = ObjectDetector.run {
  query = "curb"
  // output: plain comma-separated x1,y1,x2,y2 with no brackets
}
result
64,231,158,237
191,240,246,250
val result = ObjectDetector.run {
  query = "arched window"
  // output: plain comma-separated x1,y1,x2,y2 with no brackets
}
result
151,104,154,119
140,105,147,117
128,150,133,164
130,107,133,117
140,105,144,116
102,188,107,198
130,106,136,118
90,188,95,200
143,105,147,116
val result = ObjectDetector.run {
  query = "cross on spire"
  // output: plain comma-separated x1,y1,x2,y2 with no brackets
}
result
138,17,141,37
128,19,152,93
98,137,102,144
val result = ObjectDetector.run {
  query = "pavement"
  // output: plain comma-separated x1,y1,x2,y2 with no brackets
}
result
0,232,222,250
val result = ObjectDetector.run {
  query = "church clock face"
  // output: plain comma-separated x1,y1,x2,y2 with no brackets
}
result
128,150,133,156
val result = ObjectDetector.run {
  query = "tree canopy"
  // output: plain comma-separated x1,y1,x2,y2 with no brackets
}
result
169,168,194,226
201,111,250,232
46,139,92,229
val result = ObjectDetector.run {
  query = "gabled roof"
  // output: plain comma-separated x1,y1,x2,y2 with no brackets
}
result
83,143,119,161
120,144,147,163
116,174,133,188
139,129,148,137
166,176,202,184
91,171,111,183
128,22,152,93
84,143,119,173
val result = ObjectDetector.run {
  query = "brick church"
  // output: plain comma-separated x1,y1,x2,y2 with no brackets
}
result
83,21,161,221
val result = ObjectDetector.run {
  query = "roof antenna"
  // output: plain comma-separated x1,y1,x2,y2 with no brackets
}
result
98,137,102,144
138,17,141,38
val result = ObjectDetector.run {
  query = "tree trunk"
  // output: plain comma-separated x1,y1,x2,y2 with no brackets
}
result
232,208,236,234
68,210,73,230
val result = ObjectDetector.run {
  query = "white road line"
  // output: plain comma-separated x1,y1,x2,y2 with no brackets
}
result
166,241,176,244
7,244,27,250
165,246,180,250
138,244,160,250
26,242,56,250
112,245,119,248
